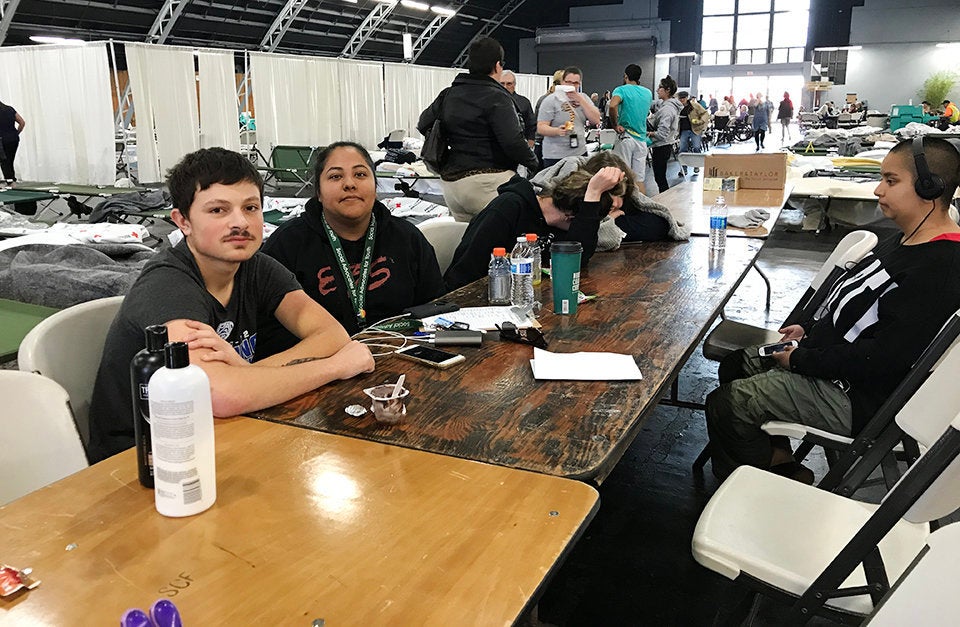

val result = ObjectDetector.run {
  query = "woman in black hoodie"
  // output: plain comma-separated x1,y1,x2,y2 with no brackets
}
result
258,142,446,355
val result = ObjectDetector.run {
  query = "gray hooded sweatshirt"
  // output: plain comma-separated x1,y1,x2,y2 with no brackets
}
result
648,97,682,148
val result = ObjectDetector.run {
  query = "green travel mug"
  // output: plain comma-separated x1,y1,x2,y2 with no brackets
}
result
551,241,582,315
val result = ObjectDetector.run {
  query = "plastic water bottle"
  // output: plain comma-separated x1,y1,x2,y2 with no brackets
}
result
709,195,727,251
488,247,511,305
149,342,217,517
526,233,542,286
510,236,534,307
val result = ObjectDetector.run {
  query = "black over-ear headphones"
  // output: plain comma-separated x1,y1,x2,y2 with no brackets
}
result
912,136,960,201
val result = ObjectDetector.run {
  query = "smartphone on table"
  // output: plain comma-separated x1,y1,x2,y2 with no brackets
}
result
395,345,465,369
757,340,799,357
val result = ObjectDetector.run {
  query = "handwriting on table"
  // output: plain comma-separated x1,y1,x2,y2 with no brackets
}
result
158,572,193,597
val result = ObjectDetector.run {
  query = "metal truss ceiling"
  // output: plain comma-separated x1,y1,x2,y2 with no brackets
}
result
259,0,311,52
452,0,526,68
145,0,190,44
0,0,23,45
340,1,397,59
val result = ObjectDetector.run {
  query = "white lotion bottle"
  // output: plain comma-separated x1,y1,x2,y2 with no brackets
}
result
148,341,217,517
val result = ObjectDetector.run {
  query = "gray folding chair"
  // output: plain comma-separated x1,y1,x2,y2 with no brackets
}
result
19,296,124,449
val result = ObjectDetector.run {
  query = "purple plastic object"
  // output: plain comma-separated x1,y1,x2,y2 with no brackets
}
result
150,599,183,627
121,608,152,627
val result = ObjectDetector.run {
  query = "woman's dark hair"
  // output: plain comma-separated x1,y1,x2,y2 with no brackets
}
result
659,75,678,97
311,141,377,191
166,147,263,217
467,37,504,75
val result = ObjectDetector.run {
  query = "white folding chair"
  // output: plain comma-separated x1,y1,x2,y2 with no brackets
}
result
18,296,124,449
865,522,960,625
702,230,878,362
417,217,468,274
692,370,960,624
677,152,706,171
0,371,88,505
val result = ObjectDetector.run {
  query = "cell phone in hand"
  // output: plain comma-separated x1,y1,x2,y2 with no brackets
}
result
395,344,465,369
757,340,799,357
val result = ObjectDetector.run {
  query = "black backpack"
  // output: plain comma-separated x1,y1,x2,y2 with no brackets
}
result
421,88,450,174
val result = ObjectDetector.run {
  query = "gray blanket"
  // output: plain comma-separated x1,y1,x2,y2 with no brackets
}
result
0,243,153,308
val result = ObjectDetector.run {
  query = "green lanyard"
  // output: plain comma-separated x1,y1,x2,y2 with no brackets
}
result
320,212,377,328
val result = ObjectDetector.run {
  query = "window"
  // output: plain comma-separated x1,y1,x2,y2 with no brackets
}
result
736,13,770,49
772,11,808,48
703,0,735,15
738,0,770,13
669,56,694,88
700,1,810,67
702,15,735,51
814,49,849,85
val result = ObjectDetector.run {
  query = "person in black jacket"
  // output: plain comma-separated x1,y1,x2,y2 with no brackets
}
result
417,37,538,223
0,99,26,181
258,142,446,355
499,70,537,148
704,137,960,484
444,161,629,291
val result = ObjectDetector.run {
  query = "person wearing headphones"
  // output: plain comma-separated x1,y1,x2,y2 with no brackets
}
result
704,137,960,484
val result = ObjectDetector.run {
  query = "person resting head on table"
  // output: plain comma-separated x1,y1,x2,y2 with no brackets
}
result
86,147,376,464
443,153,631,291
256,141,446,357
532,151,689,242
704,136,960,484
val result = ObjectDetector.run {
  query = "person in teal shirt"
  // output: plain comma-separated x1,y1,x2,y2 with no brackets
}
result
608,64,653,193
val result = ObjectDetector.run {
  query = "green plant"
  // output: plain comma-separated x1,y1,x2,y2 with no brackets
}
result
919,71,958,105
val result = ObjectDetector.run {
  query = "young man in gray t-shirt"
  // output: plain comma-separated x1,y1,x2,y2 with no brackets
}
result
87,148,375,463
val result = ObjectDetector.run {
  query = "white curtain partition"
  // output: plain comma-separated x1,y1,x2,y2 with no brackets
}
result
0,43,114,185
338,59,386,150
515,73,550,108
383,63,463,139
126,43,200,183
250,52,341,152
197,51,241,152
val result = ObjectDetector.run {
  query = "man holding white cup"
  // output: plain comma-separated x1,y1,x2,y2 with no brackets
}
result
537,66,602,169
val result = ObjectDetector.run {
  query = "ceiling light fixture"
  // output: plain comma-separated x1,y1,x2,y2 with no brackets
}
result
29,35,85,45
400,0,430,10
936,42,960,48
430,5,456,15
813,45,862,52
655,52,696,58
402,32,413,60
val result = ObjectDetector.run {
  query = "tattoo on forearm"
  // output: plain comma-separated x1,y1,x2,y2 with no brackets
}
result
284,357,321,366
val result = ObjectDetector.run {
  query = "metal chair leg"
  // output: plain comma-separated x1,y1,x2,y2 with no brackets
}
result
693,442,712,472
753,265,772,311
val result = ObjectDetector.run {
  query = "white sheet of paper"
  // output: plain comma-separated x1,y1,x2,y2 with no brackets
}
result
530,347,643,381
420,306,537,331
